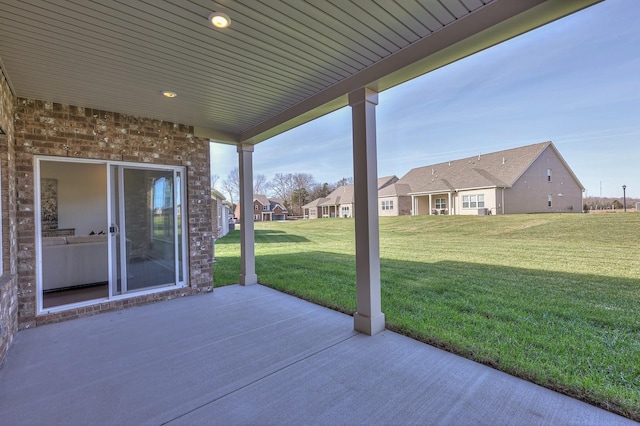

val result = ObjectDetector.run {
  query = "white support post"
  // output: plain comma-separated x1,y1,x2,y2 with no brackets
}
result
238,143,258,285
429,194,433,215
349,87,385,336
448,192,452,215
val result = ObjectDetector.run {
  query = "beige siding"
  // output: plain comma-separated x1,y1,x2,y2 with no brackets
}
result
379,196,398,216
414,193,453,215
338,204,353,218
458,189,498,215
504,146,582,213
377,196,411,217
415,196,430,215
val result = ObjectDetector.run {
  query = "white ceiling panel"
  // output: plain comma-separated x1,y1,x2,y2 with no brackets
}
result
0,0,601,144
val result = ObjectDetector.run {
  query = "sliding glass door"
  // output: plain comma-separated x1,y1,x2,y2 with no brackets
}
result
37,158,187,312
110,165,185,296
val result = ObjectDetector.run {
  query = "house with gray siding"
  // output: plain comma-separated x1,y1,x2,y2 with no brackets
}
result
400,141,583,216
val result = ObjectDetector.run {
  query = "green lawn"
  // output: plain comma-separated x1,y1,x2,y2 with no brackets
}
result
213,213,640,420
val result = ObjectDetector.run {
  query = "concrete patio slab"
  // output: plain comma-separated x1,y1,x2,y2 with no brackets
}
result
0,284,634,425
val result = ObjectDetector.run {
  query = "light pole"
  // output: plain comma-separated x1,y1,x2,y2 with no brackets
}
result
622,185,627,212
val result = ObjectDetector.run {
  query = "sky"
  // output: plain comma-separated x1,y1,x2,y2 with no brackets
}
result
211,0,640,199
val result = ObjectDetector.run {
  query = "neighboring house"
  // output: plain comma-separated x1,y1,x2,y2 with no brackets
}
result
378,183,413,217
235,195,288,222
211,189,233,238
400,141,583,215
303,176,398,219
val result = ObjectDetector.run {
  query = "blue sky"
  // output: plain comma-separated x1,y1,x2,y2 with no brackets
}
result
211,0,640,199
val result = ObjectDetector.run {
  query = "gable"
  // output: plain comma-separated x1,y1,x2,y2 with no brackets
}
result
400,142,561,194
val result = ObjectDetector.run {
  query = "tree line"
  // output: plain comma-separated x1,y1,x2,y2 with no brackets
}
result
583,196,638,211
211,168,352,216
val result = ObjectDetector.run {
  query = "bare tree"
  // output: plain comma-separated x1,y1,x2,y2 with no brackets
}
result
210,173,219,189
254,174,268,195
291,173,315,215
310,182,334,200
267,172,319,216
335,177,353,187
221,167,240,208
269,173,294,210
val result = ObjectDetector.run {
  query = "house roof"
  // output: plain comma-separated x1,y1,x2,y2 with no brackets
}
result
302,198,328,210
400,141,583,194
254,194,270,207
254,195,288,213
305,176,398,208
0,1,600,145
378,183,412,198
269,199,288,212
210,188,226,201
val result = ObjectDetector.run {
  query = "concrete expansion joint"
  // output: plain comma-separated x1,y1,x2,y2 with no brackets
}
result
161,332,359,424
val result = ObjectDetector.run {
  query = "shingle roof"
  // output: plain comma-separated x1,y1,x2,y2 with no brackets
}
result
302,198,328,209
400,142,554,194
254,194,270,207
378,183,412,197
269,199,288,212
305,176,398,207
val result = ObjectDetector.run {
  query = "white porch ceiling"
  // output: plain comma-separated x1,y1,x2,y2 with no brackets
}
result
0,0,600,144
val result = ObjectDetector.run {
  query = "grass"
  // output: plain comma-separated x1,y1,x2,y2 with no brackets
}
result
213,213,640,420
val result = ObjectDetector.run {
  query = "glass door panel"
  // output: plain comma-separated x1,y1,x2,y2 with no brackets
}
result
114,167,177,293
39,160,109,309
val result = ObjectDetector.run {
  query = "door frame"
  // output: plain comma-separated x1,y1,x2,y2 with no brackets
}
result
35,156,189,315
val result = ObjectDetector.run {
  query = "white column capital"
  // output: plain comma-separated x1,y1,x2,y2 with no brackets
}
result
237,143,254,153
348,87,379,107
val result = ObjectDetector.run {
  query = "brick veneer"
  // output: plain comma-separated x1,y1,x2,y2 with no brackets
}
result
14,99,213,329
0,69,18,364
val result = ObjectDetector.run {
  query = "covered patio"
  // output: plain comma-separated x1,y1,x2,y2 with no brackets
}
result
0,0,624,422
0,284,632,425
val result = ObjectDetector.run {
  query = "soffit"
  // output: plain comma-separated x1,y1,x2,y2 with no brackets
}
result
0,0,600,144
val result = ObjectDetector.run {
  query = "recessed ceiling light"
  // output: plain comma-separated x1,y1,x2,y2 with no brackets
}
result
209,12,230,29
162,91,177,98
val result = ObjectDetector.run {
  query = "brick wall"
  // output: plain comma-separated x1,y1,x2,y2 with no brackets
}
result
0,68,18,365
14,99,213,329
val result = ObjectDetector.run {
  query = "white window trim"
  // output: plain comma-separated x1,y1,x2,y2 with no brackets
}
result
34,156,189,315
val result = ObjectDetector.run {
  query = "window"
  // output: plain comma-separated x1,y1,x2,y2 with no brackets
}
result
547,168,552,182
254,214,260,220
254,204,259,210
310,209,316,215
435,198,446,209
263,204,268,210
548,194,552,207
381,200,394,211
463,194,484,209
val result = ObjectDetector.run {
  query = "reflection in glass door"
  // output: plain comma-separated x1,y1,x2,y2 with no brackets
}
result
39,160,109,309
111,166,181,295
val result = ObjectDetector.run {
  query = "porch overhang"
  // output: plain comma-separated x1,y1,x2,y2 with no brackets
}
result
0,0,601,146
